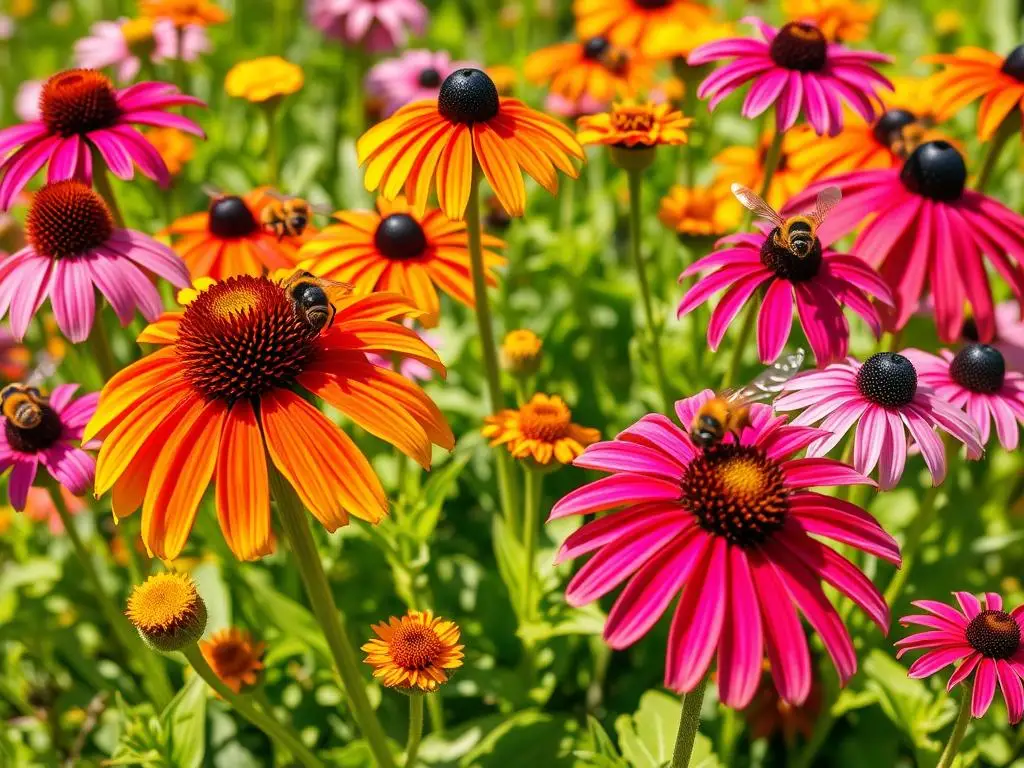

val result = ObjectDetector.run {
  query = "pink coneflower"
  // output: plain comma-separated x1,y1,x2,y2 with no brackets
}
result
787,141,1024,342
775,352,984,490
308,0,427,53
0,69,205,209
74,17,210,83
677,228,893,365
689,17,892,136
0,180,190,342
366,50,476,118
905,345,1024,451
366,324,441,382
897,593,1024,724
0,383,98,512
549,391,900,707
544,92,608,119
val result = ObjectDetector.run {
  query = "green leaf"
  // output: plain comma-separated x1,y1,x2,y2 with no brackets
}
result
163,674,207,768
518,603,607,645
492,515,525,617
459,709,580,767
239,570,330,663
411,453,471,540
615,691,719,768
573,716,628,768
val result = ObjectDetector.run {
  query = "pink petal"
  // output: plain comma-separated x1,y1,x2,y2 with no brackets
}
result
783,457,873,488
40,443,95,495
716,546,764,708
948,652,983,691
0,135,60,209
973,658,998,718
89,130,136,180
549,474,683,520
997,660,1024,724
47,135,82,182
8,456,39,511
554,505,690,565
708,272,771,350
50,258,97,343
750,548,811,704
574,440,686,480
757,279,794,363
907,647,972,678
616,413,696,465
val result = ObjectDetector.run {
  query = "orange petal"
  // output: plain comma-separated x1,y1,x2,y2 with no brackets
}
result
474,122,526,217
331,291,422,325
435,125,473,220
84,347,181,442
318,320,446,374
137,312,183,345
215,400,273,561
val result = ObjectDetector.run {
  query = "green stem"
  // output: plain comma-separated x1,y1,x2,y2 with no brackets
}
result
88,321,118,382
718,707,739,767
93,164,125,228
669,676,709,768
182,645,323,768
271,472,396,768
520,469,543,620
426,695,445,736
626,167,673,414
974,115,1018,192
719,300,757,389
405,695,424,767
937,692,973,768
265,101,281,187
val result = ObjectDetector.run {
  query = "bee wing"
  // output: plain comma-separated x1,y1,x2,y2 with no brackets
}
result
201,184,225,199
25,351,59,388
309,202,332,216
731,183,785,228
728,348,807,404
264,189,293,203
319,276,354,302
807,186,841,226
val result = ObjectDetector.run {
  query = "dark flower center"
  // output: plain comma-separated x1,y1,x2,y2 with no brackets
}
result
27,181,114,259
176,275,319,404
760,229,822,282
5,403,64,453
208,196,259,239
1001,44,1024,82
873,108,918,147
417,67,442,88
900,141,966,202
950,343,1005,394
769,22,828,72
210,639,257,678
374,213,428,260
856,352,918,407
583,36,610,59
438,68,500,124
966,610,1021,660
681,443,789,547
40,69,121,137
390,625,445,671
634,0,670,7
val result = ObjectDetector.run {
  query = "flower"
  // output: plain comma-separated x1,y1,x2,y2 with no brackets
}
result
225,57,304,103
165,188,312,281
897,592,1024,724
934,10,964,38
485,65,518,96
775,352,984,490
712,130,811,212
0,69,205,209
299,195,504,327
677,227,893,365
905,345,1024,451
644,19,736,62
782,0,877,43
366,324,441,382
0,181,190,342
199,628,266,693
358,68,583,220
973,303,1024,373
24,486,85,534
362,610,464,691
658,185,740,238
0,383,97,512
549,392,900,706
14,80,42,123
308,0,427,53
545,92,608,120
483,393,599,466
573,0,713,60
923,46,1024,139
139,0,227,26
84,273,454,561
366,50,477,118
126,572,208,652
786,141,1024,342
500,329,543,377
690,18,891,137
74,17,209,83
525,37,654,102
746,666,822,741
145,127,194,176
0,328,30,382
576,101,692,161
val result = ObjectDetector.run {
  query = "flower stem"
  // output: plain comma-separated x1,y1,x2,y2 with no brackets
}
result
520,468,544,620
937,691,973,768
720,299,757,389
405,694,424,767
669,676,709,768
270,471,396,768
181,644,324,768
93,164,125,228
426,695,445,736
974,115,1018,192
756,128,785,201
626,167,673,414
88,320,119,382
264,101,281,187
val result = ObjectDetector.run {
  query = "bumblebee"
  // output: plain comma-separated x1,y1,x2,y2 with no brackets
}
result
260,192,327,240
731,183,841,259
1,383,48,429
691,350,806,447
282,270,353,334
597,44,631,75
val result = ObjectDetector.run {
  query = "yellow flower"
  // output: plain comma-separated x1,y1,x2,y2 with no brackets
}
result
500,329,543,376
200,628,266,694
486,65,518,96
139,0,228,27
483,393,600,466
577,102,692,149
362,610,464,692
658,186,740,238
645,19,737,61
782,0,877,42
145,127,195,176
126,572,208,652
225,57,304,103
934,10,963,37
11,0,34,19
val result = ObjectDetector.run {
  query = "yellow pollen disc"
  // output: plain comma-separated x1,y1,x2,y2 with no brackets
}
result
717,457,767,498
121,17,155,45
126,572,200,632
612,107,655,133
789,23,825,43
209,285,262,319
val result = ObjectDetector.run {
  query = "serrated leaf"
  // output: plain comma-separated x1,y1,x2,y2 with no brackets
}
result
163,674,206,768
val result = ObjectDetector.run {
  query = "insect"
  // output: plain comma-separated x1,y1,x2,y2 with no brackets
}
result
282,270,353,334
597,44,631,74
260,192,328,240
0,352,60,429
691,349,806,448
731,182,842,259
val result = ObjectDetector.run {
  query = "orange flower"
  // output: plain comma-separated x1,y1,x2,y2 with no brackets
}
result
782,0,877,43
362,610,464,692
576,102,692,148
145,128,195,177
922,46,1024,139
126,572,208,651
164,188,312,281
139,0,227,26
524,38,654,102
300,196,505,327
573,0,712,59
643,19,735,61
200,628,266,693
712,131,812,212
84,272,454,561
482,393,600,465
658,185,739,237
357,68,583,220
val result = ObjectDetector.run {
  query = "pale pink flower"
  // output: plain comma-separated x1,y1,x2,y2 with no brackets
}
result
308,0,427,52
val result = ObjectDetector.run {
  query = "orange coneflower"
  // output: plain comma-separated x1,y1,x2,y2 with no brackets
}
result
357,68,583,220
712,129,812,212
362,610,464,691
524,36,654,103
139,0,228,27
923,45,1024,139
84,272,454,561
200,628,266,693
657,185,739,238
299,196,505,327
782,0,877,43
165,188,312,281
576,101,692,149
573,0,713,59
483,393,600,466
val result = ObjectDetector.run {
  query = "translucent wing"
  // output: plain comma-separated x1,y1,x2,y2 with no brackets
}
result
266,190,330,216
728,348,806,404
25,351,59,388
731,183,785,228
265,189,291,202
281,269,353,300
807,186,841,226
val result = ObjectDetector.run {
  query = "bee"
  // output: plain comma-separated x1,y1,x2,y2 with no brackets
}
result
890,122,928,159
731,183,842,259
597,44,631,74
282,270,353,334
260,192,328,240
691,349,806,447
0,351,59,429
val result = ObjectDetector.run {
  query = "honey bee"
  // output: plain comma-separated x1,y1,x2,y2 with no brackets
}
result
260,192,328,240
691,349,806,447
731,183,842,259
282,270,353,334
1,383,47,429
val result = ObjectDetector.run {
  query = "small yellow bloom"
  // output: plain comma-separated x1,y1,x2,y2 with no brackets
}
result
225,57,304,103
145,127,195,176
486,65,517,96
483,393,600,466
577,102,692,149
658,186,740,238
11,0,34,19
501,329,543,377
126,572,208,652
121,17,156,50
139,0,228,27
362,610,464,692
782,0,877,42
934,10,964,37
200,628,266,694
646,19,736,60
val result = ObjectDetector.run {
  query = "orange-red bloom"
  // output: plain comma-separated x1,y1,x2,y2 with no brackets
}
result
139,0,228,27
84,273,454,561
482,393,600,466
524,38,654,102
200,628,266,693
782,0,877,43
576,102,692,148
362,610,464,691
300,196,505,327
923,46,1024,139
573,0,712,59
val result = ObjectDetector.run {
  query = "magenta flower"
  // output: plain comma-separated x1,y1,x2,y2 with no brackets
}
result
677,229,893,365
0,69,205,209
906,345,1024,451
308,0,427,52
987,303,1024,373
0,180,190,342
74,18,210,83
0,383,98,511
549,391,899,708
689,17,892,136
787,141,1024,343
775,352,984,490
897,593,1024,724
366,50,477,117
